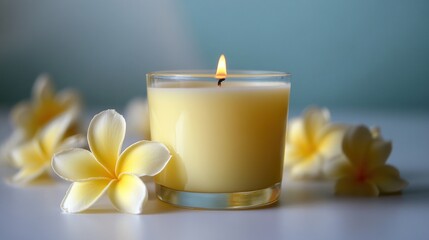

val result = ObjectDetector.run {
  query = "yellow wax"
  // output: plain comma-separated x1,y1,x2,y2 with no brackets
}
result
148,81,290,192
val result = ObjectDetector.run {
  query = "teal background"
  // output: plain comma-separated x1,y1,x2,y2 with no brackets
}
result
0,0,428,110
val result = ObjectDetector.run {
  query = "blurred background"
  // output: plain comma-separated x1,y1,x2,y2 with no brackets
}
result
0,0,428,111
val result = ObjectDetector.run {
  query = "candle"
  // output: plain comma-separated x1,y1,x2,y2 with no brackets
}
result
147,55,291,209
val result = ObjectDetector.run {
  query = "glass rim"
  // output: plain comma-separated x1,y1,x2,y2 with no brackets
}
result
147,70,290,79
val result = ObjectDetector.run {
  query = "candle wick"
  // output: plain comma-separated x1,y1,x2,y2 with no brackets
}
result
217,78,225,87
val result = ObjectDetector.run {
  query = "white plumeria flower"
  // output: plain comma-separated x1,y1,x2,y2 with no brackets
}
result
52,110,171,214
284,107,347,179
332,125,408,197
10,110,85,184
1,74,81,165
124,98,151,139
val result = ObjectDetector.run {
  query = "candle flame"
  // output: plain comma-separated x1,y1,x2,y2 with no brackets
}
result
215,54,227,79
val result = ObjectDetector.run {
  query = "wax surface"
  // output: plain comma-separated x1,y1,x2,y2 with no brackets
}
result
148,81,290,192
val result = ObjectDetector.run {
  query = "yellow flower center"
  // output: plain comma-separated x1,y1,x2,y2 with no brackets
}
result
300,141,319,159
34,101,64,129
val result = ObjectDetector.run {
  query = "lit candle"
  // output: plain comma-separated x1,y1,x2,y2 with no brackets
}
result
216,54,227,86
147,55,291,209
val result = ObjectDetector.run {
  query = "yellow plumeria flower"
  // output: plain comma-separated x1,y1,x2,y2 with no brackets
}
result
0,74,81,164
284,107,347,179
52,110,171,214
10,111,85,184
333,125,408,197
125,98,151,139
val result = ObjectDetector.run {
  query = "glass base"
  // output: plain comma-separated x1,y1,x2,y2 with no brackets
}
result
156,183,281,210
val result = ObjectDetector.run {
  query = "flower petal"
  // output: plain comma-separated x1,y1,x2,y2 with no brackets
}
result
370,126,382,139
61,180,112,213
57,89,81,108
10,165,47,184
284,146,303,167
289,154,324,179
286,119,307,147
117,141,171,177
33,74,54,103
10,101,32,129
39,112,75,156
11,140,46,168
318,124,348,157
335,177,379,197
303,107,330,141
108,174,147,214
88,110,125,173
58,134,87,152
372,165,408,193
342,125,372,165
368,139,392,168
52,148,112,181
0,130,27,165
323,157,353,179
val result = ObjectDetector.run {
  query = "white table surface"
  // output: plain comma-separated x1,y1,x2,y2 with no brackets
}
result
1,108,428,240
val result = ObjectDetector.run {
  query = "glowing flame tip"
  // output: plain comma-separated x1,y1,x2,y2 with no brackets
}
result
215,54,227,79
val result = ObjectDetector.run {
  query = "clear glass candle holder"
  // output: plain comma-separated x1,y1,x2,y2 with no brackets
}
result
146,70,291,209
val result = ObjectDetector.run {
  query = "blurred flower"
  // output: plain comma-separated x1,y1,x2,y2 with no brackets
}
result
0,74,81,165
332,125,408,197
9,111,85,184
52,110,171,214
125,98,150,139
284,107,347,179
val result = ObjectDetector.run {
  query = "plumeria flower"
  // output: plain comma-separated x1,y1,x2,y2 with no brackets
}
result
0,74,81,165
284,107,347,179
52,110,171,214
10,110,85,184
332,125,408,197
124,98,151,139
